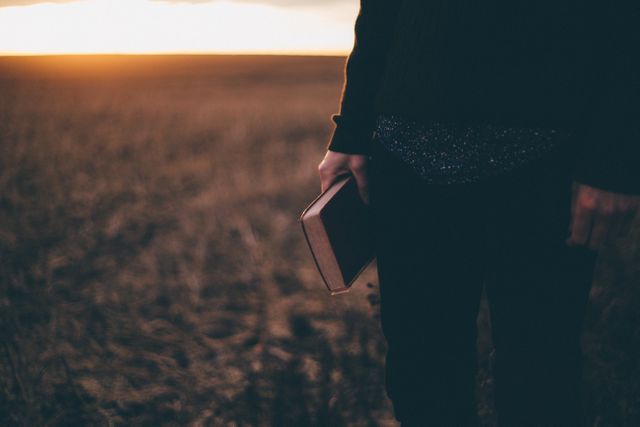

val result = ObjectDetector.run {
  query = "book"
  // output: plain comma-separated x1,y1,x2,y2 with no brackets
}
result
299,174,376,295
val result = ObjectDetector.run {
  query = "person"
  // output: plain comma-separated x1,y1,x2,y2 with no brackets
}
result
317,1,640,426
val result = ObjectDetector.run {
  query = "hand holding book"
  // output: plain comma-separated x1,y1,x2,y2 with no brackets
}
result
318,150,370,205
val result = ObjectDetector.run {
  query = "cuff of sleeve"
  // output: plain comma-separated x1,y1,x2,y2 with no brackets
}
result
326,114,376,155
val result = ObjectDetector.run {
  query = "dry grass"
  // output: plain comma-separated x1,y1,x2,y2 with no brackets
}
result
0,55,639,426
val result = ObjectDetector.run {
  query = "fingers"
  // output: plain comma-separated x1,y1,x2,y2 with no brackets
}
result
317,151,370,204
566,200,594,248
617,208,638,237
319,167,347,193
567,182,640,251
609,200,639,240
318,155,349,193
606,201,631,241
567,182,597,248
349,156,370,205
588,207,614,250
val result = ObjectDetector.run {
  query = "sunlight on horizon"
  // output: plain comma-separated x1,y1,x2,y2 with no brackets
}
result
0,0,357,55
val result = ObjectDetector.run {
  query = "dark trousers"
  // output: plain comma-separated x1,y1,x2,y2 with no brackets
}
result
369,138,598,427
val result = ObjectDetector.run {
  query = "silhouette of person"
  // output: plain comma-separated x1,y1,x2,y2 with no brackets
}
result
318,1,640,425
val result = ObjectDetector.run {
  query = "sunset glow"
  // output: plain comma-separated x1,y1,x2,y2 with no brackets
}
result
0,0,357,55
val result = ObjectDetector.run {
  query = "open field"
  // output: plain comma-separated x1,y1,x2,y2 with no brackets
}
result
1,55,640,426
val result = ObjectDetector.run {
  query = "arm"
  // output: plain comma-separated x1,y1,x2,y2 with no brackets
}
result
571,2,640,196
326,0,403,154
566,2,640,250
318,0,402,203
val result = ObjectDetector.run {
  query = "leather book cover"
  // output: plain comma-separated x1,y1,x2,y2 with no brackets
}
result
299,174,376,294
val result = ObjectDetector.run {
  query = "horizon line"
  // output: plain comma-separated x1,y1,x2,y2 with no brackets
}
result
0,50,350,57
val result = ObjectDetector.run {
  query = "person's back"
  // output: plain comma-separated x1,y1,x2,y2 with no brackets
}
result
317,1,640,425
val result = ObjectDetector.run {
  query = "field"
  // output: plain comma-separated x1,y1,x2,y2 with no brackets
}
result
1,55,640,426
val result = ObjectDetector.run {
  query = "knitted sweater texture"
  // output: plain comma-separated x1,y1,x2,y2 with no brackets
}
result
327,0,640,194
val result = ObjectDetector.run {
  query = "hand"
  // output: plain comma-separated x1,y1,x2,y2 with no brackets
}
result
318,150,369,204
566,181,640,251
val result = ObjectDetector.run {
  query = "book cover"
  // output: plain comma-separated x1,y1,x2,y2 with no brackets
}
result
299,174,376,294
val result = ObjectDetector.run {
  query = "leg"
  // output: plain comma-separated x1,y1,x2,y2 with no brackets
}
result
369,140,488,426
484,147,598,427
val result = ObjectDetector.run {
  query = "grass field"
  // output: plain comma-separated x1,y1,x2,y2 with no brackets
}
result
1,55,639,426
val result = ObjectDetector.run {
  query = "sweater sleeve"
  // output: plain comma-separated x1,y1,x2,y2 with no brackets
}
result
326,0,402,155
571,2,640,195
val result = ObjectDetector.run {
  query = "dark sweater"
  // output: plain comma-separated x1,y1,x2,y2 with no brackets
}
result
327,0,640,195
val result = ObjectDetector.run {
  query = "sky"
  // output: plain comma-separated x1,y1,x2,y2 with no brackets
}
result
0,0,358,55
